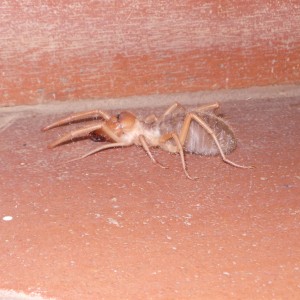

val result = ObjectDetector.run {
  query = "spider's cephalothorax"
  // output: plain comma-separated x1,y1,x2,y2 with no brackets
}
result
43,102,252,179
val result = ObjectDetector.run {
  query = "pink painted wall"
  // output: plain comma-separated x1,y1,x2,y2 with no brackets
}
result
1,1,300,106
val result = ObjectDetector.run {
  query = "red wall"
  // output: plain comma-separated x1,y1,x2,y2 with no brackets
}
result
1,1,300,106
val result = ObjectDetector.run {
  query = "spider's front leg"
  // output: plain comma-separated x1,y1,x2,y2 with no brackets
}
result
66,142,128,163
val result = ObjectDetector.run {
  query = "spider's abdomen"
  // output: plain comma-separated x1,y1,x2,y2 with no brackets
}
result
159,112,237,156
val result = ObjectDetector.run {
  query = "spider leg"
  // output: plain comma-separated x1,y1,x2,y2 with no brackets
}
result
179,113,253,169
160,102,219,119
161,102,184,118
144,102,218,125
66,142,128,163
139,135,167,169
159,132,197,180
42,109,111,131
192,103,219,113
144,102,186,124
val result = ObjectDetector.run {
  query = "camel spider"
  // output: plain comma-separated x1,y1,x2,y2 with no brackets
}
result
42,102,252,179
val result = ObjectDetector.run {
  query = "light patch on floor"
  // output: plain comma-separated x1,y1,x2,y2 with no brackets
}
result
0,290,54,300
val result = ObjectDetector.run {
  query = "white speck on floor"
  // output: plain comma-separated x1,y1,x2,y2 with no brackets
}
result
107,218,122,227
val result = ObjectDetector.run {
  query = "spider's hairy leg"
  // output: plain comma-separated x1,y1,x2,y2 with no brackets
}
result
179,113,253,169
42,109,111,131
66,142,128,163
192,102,220,113
159,132,197,180
161,102,185,118
139,135,167,169
163,102,219,117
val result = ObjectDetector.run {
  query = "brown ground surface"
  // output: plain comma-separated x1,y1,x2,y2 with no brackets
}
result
0,96,299,300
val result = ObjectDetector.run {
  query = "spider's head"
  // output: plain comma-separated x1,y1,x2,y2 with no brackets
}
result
91,111,137,142
107,111,137,136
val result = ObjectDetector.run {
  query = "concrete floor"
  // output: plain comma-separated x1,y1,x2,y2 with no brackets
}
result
0,96,299,300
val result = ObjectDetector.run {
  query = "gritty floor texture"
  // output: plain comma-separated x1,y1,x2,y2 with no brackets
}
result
0,96,299,300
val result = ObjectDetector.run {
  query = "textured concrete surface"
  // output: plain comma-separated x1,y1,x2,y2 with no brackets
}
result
0,97,299,299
